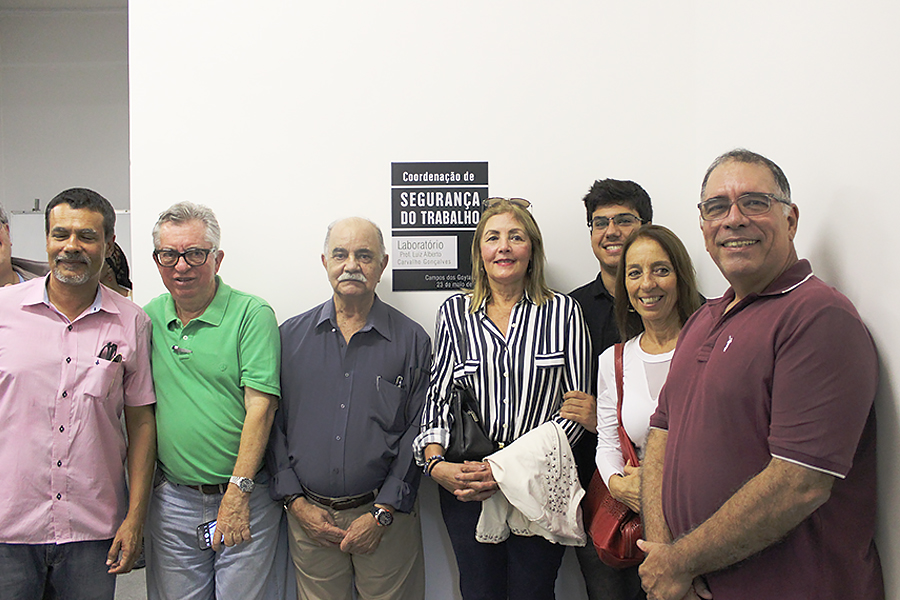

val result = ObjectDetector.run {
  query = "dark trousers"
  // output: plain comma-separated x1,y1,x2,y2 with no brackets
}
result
439,486,566,600
0,539,116,600
574,532,645,600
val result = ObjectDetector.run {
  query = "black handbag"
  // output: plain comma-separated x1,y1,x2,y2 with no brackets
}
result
444,384,498,462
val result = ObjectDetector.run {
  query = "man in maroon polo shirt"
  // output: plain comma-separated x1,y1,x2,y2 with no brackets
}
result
638,149,883,600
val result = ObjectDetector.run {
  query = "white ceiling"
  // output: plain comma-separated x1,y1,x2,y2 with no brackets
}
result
0,0,125,9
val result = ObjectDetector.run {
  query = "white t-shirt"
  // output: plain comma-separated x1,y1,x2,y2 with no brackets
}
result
594,333,674,487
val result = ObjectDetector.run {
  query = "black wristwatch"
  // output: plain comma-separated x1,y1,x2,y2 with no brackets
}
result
372,506,394,527
283,493,303,511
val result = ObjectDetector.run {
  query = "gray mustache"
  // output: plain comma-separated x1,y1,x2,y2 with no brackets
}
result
338,272,367,283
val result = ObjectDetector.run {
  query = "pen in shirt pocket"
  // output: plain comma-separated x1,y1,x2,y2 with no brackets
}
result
376,374,405,390
98,342,117,361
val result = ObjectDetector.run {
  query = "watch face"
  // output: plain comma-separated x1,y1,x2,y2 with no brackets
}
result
374,508,393,526
231,476,255,493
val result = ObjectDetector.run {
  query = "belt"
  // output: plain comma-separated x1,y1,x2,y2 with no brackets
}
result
301,486,377,510
185,482,229,495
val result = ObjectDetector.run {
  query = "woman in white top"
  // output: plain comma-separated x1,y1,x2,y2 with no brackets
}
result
595,225,702,514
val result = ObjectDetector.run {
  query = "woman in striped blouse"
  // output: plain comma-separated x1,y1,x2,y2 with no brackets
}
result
413,197,592,600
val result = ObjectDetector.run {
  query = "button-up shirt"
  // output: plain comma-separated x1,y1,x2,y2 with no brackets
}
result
269,295,431,513
0,276,155,543
413,291,590,464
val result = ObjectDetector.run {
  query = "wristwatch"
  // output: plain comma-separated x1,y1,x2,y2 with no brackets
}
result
283,493,303,510
372,506,394,527
229,476,256,494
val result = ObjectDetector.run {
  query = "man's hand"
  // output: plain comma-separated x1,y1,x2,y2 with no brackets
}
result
212,487,252,550
608,462,642,513
289,497,347,547
560,391,597,433
637,539,696,600
339,512,385,555
106,516,142,574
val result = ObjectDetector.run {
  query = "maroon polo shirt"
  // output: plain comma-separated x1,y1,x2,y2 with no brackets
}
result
651,259,883,600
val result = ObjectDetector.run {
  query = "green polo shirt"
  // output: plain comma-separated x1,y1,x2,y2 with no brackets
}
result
145,277,280,485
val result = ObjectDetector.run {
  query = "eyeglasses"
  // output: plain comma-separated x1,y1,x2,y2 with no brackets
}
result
698,193,791,221
483,197,532,210
153,247,215,268
589,213,644,231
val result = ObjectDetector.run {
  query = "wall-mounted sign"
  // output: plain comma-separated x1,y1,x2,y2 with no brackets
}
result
391,162,487,291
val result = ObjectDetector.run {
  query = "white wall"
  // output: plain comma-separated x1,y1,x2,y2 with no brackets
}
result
0,8,129,214
123,1,896,597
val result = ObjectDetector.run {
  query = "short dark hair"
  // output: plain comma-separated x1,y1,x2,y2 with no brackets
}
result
701,148,791,201
582,179,653,225
615,224,703,341
45,188,116,241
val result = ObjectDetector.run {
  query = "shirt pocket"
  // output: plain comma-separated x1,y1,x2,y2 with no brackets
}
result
82,358,124,400
452,358,480,382
532,350,566,397
371,375,408,434
534,351,566,369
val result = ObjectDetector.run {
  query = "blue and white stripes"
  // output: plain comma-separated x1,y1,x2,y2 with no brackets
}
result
413,291,591,464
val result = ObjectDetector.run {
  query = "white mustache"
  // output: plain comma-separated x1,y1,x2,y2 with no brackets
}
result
338,272,367,283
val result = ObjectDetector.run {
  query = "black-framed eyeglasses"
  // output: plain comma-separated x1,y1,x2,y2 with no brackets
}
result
153,247,215,268
483,197,532,210
589,213,645,231
698,193,791,221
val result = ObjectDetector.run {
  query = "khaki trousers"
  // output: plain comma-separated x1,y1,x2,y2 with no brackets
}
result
286,499,425,600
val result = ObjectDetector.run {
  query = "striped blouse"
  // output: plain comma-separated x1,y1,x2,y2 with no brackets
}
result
413,290,591,465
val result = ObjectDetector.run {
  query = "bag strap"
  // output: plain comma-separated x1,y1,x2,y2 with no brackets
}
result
614,343,640,467
615,342,625,427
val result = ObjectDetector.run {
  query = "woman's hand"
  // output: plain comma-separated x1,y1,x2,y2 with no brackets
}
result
561,390,597,433
607,461,642,513
455,461,499,501
431,460,499,502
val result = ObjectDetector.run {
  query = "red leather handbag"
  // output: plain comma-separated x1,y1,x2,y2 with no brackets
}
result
582,343,644,568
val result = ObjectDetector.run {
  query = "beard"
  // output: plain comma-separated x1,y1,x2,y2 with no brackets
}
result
53,252,92,285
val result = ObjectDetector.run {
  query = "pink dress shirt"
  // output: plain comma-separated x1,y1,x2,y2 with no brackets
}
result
0,276,155,543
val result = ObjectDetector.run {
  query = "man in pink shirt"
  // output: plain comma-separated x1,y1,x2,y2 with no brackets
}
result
0,188,157,599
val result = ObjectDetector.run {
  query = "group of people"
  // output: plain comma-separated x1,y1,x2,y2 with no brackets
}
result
0,147,883,600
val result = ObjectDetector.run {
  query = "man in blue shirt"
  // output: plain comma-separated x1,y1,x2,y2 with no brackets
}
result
268,217,431,600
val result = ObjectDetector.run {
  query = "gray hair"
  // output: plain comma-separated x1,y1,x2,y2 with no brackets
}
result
0,202,7,225
323,217,386,258
152,201,221,250
701,148,792,202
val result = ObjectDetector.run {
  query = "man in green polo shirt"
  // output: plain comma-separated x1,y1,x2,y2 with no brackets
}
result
143,201,282,600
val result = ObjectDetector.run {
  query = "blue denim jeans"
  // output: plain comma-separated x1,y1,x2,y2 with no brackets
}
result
145,473,284,600
0,539,116,600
